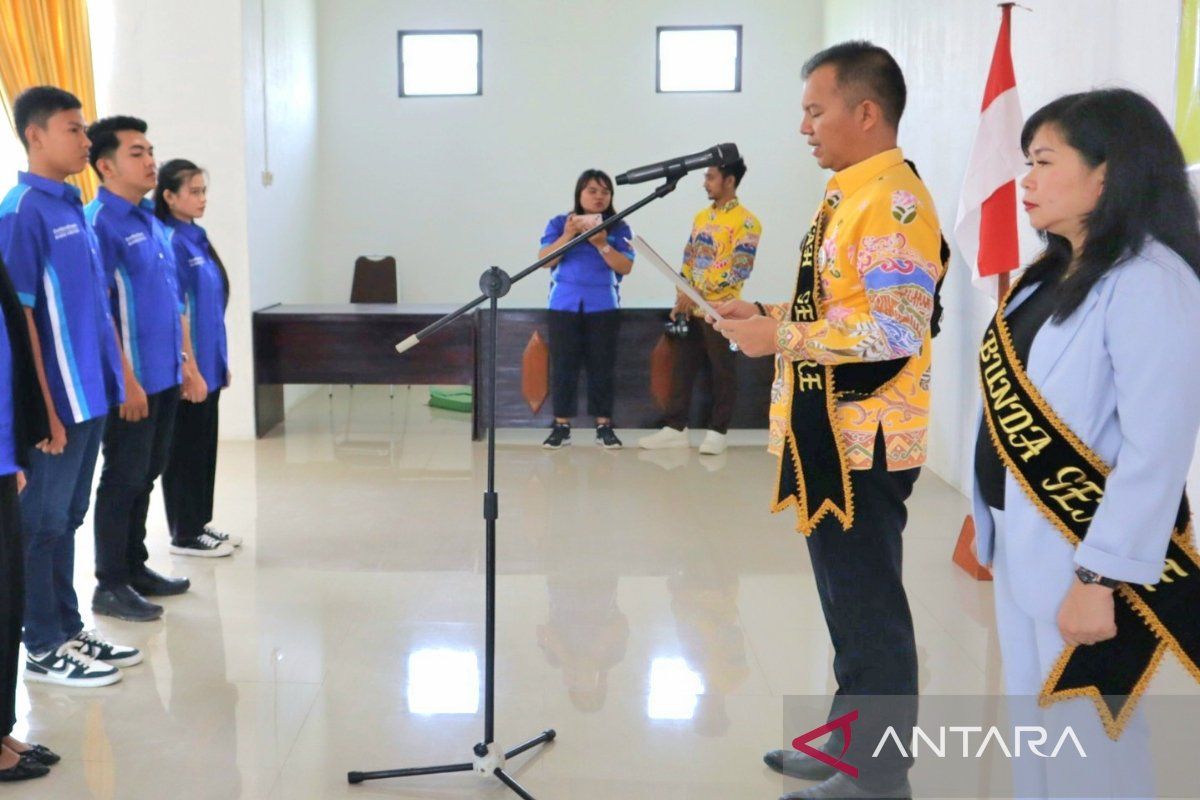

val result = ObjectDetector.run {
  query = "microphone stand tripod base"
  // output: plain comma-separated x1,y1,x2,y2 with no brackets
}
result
346,730,558,797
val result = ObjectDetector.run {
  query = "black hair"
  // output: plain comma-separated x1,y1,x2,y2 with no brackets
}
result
154,158,231,308
572,169,617,220
154,158,204,221
1020,88,1200,320
12,86,82,150
802,40,907,128
86,115,148,177
716,158,747,188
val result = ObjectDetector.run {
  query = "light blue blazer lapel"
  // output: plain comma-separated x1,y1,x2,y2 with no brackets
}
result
1025,282,1104,385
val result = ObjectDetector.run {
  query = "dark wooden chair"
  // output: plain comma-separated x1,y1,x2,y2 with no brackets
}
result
340,255,399,399
350,255,398,304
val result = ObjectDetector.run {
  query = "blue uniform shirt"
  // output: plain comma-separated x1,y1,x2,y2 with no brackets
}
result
540,214,634,312
0,300,18,476
165,219,228,390
0,172,124,425
86,187,183,395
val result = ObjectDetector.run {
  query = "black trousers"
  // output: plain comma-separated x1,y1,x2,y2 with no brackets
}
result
664,318,738,434
806,428,920,788
163,389,220,545
0,475,21,738
548,309,620,420
94,387,180,589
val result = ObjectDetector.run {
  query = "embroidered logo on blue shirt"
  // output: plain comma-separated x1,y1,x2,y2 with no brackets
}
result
52,223,81,240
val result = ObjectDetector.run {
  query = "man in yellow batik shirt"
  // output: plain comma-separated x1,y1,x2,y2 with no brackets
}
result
639,159,761,455
715,42,945,800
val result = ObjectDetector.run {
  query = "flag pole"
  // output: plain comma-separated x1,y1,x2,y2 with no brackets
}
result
952,1,1030,580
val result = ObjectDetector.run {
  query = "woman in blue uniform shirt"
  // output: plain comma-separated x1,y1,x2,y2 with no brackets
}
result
154,160,237,558
538,169,634,450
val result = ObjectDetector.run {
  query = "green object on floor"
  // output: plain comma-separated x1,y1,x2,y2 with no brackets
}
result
428,387,472,413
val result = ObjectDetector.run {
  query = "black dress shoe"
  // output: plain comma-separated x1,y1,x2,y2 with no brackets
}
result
765,748,838,782
92,585,163,622
0,755,50,782
780,773,911,800
16,744,59,766
131,566,190,597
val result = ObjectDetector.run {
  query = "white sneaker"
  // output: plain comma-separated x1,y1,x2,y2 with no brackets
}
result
637,427,690,449
205,526,243,548
171,532,235,558
24,641,122,688
73,629,144,668
699,430,728,455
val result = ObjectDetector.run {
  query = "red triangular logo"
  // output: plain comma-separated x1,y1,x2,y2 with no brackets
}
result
790,709,859,779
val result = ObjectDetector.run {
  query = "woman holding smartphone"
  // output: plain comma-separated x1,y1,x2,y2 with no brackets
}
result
538,169,634,450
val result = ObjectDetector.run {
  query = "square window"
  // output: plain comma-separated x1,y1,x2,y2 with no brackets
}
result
398,30,482,97
656,26,742,93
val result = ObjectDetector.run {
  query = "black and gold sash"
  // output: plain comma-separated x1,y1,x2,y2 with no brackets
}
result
773,206,911,533
980,278,1200,738
773,163,952,535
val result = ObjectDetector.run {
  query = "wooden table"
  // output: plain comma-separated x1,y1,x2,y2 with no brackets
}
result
253,304,774,439
252,303,475,437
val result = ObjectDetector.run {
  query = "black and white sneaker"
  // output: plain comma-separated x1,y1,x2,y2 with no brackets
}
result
170,532,235,558
24,641,122,688
204,526,242,548
595,424,623,450
542,423,572,449
73,629,144,668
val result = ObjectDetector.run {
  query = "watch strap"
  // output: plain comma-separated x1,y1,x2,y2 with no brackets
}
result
1075,566,1120,589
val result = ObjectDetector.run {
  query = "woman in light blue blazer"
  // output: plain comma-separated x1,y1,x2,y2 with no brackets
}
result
972,89,1200,799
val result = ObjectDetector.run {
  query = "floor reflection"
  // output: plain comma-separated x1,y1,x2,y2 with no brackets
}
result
9,387,999,798
667,558,749,736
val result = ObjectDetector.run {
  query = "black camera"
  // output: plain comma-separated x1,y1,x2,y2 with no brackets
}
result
664,313,690,340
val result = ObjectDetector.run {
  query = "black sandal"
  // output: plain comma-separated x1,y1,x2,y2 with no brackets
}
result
17,743,60,766
0,755,50,782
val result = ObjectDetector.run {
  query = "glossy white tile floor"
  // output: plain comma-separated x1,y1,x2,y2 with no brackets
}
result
12,386,1190,798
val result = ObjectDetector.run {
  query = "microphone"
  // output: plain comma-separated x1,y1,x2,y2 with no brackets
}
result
615,143,740,185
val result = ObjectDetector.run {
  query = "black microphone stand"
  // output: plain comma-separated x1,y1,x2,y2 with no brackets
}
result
347,171,684,798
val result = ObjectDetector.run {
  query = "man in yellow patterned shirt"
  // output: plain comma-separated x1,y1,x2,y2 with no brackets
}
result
715,42,945,800
639,159,760,455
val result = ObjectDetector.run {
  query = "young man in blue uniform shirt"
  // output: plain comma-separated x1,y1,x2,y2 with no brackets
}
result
86,116,206,622
0,87,138,687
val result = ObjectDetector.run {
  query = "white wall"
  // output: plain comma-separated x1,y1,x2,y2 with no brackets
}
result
243,0,321,412
88,0,321,438
314,0,825,310
243,0,320,310
0,128,22,186
822,0,1183,493
89,0,257,439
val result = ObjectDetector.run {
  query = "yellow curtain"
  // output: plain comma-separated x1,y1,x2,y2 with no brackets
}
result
1178,0,1200,164
0,0,100,200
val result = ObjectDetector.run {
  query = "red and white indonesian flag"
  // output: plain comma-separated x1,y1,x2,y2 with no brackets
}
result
955,3,1025,296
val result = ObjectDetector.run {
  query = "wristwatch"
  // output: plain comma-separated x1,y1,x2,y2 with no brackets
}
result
181,351,190,363
1075,566,1120,589
600,245,613,255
